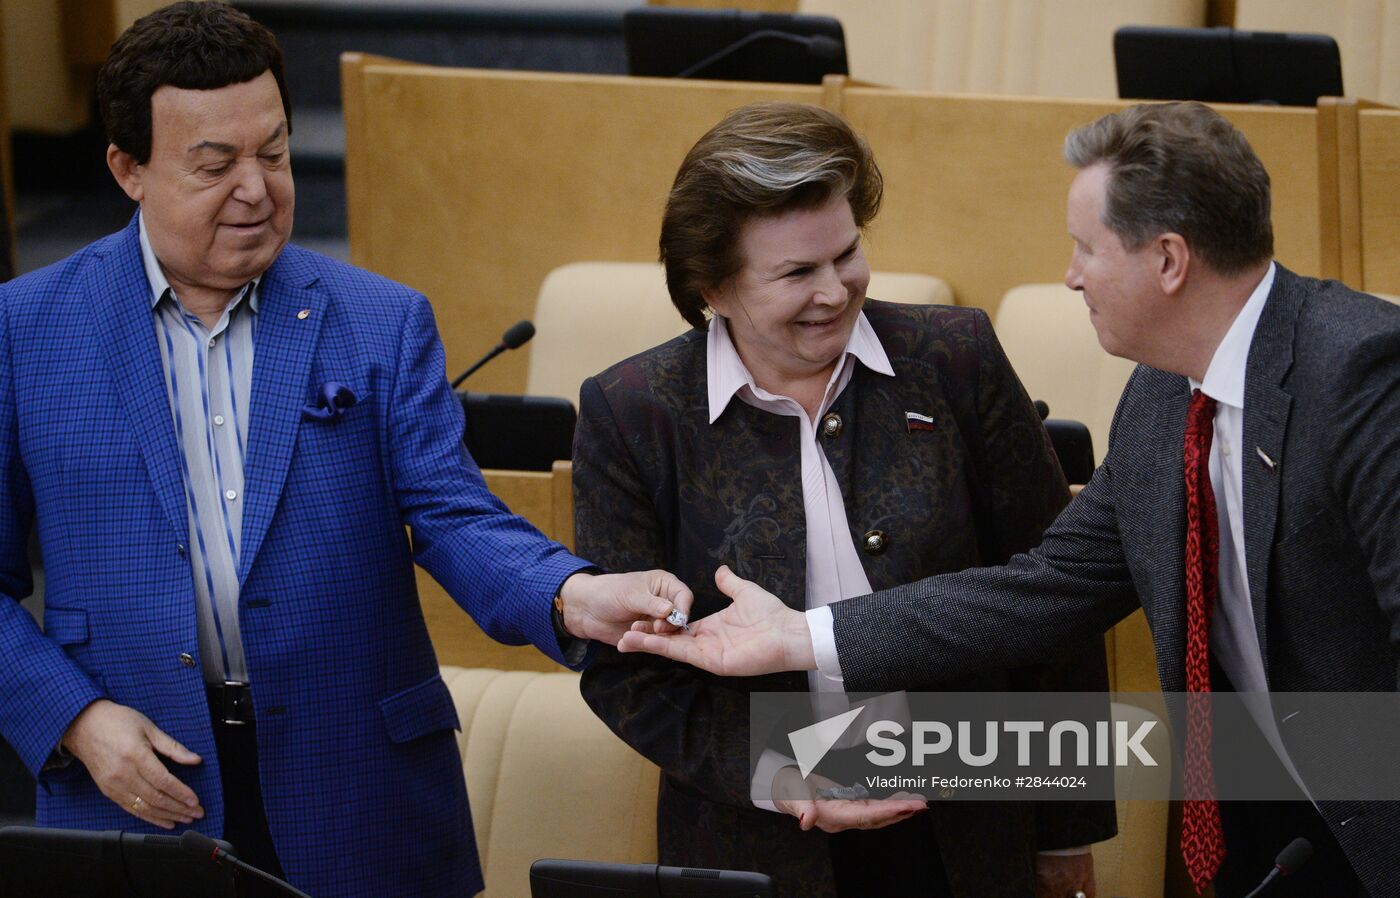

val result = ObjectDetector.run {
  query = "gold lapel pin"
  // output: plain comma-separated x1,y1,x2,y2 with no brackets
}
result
297,309,310,320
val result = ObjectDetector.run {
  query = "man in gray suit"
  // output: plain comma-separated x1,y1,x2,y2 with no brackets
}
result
618,102,1400,897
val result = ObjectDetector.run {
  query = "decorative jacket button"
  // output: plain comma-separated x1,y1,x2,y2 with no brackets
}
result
821,413,843,438
939,787,955,799
863,530,888,555
178,653,195,668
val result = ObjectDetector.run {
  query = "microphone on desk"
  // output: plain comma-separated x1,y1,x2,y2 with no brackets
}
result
180,830,316,898
675,29,844,80
1242,836,1313,897
451,320,536,388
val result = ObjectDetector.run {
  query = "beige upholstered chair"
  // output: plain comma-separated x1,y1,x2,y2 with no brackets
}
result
1092,703,1173,898
993,280,1159,691
1235,0,1400,104
798,0,1204,97
440,672,1172,898
442,666,661,897
524,262,684,404
994,283,1137,465
525,261,952,404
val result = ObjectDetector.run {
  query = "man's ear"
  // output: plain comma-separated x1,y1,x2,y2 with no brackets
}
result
1156,232,1191,295
106,144,144,203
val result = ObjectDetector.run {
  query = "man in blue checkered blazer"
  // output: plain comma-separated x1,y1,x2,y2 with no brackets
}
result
0,4,690,896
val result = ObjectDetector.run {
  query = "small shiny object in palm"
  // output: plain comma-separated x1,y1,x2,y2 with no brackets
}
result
666,608,692,633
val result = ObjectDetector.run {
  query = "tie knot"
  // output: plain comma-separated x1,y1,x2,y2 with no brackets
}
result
1187,389,1217,435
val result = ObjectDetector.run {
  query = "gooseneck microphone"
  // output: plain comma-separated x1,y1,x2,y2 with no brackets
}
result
1242,837,1314,897
451,320,536,388
180,830,316,898
675,30,844,80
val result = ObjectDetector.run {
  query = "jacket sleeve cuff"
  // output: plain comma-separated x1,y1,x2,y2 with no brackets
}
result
26,688,103,781
539,560,598,669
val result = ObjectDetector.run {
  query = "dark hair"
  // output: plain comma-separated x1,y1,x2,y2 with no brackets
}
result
1063,101,1272,275
660,102,883,329
97,1,291,164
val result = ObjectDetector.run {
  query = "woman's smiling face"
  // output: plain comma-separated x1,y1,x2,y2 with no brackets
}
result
705,192,870,390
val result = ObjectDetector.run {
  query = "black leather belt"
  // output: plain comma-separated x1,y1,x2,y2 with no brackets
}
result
206,681,254,726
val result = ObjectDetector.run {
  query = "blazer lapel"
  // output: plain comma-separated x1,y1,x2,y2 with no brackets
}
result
237,248,326,582
87,218,189,541
1240,268,1301,673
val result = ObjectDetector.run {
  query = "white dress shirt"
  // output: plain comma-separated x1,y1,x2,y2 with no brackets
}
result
141,214,258,685
706,313,909,810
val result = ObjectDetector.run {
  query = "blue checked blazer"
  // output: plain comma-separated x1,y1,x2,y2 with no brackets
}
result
0,215,590,898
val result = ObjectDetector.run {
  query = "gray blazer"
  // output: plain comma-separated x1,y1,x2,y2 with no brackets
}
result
830,266,1400,893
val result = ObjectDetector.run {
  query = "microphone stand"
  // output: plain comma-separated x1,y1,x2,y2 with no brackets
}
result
181,831,315,898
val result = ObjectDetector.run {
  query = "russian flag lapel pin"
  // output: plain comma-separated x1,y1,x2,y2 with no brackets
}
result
906,411,935,433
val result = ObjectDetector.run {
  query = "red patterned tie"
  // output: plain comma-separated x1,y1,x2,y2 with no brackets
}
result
1181,388,1225,893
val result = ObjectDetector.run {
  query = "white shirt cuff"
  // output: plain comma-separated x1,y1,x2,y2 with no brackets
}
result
806,606,844,682
751,748,797,813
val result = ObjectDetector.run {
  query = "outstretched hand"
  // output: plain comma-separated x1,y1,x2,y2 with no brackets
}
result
616,565,817,676
773,766,927,834
557,569,694,645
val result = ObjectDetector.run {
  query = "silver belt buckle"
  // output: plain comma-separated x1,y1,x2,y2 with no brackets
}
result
220,680,251,726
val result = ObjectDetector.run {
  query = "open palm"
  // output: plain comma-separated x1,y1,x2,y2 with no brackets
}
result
617,565,814,676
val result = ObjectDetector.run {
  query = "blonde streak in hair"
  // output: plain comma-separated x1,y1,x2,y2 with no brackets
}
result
714,148,854,196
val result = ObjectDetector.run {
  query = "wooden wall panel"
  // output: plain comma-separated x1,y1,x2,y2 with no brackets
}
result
1225,105,1322,277
0,7,13,281
844,91,1110,313
342,64,1327,394
347,63,819,396
837,90,1320,317
1358,110,1400,294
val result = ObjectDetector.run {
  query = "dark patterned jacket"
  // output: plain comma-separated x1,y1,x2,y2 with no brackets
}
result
574,301,1116,896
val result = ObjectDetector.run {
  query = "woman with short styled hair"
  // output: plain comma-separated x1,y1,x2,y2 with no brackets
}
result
573,102,1115,897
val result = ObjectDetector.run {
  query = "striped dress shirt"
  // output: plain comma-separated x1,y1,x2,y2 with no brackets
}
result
139,214,257,686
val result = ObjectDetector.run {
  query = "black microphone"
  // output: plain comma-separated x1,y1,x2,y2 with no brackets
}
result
1033,399,1050,420
1242,837,1313,897
451,320,536,388
180,830,316,898
675,30,843,80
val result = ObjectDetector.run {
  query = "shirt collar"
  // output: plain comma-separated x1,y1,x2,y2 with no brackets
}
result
139,210,260,314
706,310,895,424
1190,261,1275,409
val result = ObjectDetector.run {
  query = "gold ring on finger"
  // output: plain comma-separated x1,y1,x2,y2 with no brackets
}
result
131,795,145,812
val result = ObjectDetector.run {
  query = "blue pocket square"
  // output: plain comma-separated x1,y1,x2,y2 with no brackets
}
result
302,382,358,423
